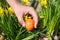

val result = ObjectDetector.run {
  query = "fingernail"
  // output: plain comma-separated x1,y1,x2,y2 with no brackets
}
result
23,24,25,27
34,26,37,28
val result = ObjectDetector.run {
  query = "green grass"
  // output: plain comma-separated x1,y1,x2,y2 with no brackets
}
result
0,0,60,40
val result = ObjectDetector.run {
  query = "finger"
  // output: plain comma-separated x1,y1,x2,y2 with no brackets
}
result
18,16,25,27
29,8,38,28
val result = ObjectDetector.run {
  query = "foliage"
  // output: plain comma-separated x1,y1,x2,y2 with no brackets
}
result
0,0,60,40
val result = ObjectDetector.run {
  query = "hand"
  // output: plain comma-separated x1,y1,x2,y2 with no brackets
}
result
7,0,38,28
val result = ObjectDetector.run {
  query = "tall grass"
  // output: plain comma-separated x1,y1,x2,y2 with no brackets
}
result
0,0,60,40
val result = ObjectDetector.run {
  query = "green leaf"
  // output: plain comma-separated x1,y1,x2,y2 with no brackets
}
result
22,34,37,40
